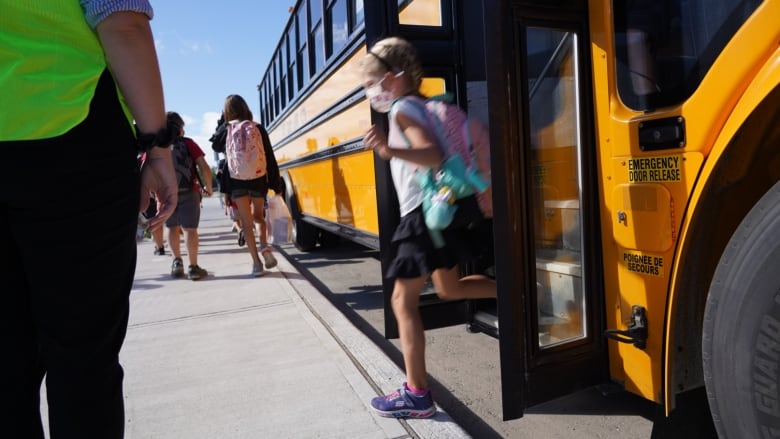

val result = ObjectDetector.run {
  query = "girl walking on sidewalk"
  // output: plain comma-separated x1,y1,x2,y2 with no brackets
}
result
222,94,277,277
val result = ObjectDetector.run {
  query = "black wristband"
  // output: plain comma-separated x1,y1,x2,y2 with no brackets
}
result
136,127,173,152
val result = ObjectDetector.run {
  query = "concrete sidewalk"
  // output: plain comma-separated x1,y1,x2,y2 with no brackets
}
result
120,195,470,438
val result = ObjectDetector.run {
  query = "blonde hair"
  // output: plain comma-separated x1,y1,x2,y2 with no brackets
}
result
361,36,423,91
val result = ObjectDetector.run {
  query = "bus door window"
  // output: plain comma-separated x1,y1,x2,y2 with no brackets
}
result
614,0,762,111
525,28,587,348
398,0,442,26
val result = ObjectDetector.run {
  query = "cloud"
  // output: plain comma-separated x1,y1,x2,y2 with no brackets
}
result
179,41,213,55
153,31,212,56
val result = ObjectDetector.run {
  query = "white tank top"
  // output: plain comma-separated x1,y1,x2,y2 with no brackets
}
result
387,97,430,217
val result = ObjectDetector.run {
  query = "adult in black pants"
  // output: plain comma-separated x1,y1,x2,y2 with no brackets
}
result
0,2,177,438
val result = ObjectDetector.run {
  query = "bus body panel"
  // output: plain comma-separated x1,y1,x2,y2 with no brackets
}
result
270,48,369,159
287,149,379,235
268,41,379,246
592,0,780,404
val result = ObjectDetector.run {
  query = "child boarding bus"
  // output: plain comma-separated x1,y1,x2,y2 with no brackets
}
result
257,0,780,437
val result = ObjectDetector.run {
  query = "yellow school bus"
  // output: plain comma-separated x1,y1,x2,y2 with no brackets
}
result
258,0,780,436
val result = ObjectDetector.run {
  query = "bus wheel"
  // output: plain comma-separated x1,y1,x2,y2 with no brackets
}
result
703,180,780,439
289,195,318,252
318,230,341,249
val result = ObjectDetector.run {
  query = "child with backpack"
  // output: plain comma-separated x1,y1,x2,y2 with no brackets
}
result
165,112,213,280
222,94,278,277
360,36,496,419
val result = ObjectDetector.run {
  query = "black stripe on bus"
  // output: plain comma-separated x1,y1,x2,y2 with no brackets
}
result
278,137,364,169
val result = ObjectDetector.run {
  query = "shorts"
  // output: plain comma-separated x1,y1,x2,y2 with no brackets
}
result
165,190,201,229
385,195,489,280
230,175,268,199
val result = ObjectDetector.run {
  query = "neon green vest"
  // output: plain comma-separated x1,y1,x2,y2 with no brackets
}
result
0,2,124,140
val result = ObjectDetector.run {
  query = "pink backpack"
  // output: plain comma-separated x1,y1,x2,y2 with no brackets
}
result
226,120,266,180
409,95,493,218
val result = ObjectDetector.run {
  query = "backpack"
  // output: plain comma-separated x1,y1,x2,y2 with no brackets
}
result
209,118,227,153
226,120,266,180
171,137,195,191
407,94,493,218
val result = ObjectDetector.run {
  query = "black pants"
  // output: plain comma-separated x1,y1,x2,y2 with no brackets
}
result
0,71,139,438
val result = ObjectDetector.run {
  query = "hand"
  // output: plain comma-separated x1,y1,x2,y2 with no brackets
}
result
204,186,214,197
364,125,392,160
139,147,178,231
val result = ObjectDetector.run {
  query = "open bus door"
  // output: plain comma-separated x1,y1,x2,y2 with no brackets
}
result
367,0,608,420
483,0,609,419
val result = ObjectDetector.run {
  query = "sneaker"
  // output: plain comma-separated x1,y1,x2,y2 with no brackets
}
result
153,246,165,256
261,247,277,269
188,265,207,281
251,263,265,277
370,383,436,418
238,230,246,247
171,258,184,278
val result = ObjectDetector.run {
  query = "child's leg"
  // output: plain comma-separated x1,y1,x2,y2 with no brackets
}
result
391,276,429,390
431,266,496,301
167,225,182,258
234,196,262,266
152,226,164,249
251,197,268,247
259,212,269,246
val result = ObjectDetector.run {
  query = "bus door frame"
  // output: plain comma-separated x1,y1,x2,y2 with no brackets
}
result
367,0,608,421
484,0,608,420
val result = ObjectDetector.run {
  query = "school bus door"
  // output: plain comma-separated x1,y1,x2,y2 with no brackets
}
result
483,0,609,420
367,0,608,420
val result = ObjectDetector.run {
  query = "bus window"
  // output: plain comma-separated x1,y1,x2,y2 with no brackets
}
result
352,0,364,29
329,0,348,58
287,30,296,102
312,23,325,75
297,5,310,86
310,0,322,25
278,52,287,109
613,0,761,111
525,28,587,349
398,0,442,27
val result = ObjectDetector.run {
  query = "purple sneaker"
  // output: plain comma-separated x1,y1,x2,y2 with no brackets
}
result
370,383,436,418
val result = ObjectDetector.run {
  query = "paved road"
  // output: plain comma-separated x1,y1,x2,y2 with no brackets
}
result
277,238,717,439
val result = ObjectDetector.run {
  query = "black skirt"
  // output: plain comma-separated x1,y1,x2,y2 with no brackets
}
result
385,195,489,279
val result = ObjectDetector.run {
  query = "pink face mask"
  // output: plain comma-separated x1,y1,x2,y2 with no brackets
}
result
365,71,405,113
365,76,394,113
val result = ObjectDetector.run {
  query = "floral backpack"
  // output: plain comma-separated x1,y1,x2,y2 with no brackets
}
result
405,95,492,207
398,94,493,247
225,120,266,180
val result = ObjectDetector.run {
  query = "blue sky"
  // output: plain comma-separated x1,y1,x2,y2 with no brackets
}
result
149,2,294,167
